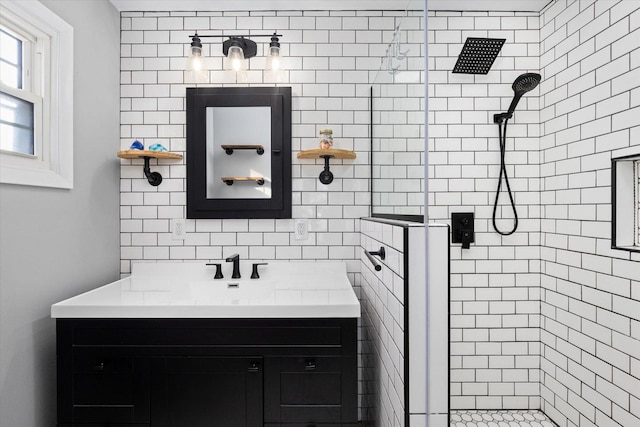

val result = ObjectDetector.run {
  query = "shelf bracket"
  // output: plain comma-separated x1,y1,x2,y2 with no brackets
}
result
319,154,335,185
142,156,163,186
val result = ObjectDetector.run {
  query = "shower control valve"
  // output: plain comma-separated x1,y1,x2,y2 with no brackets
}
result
452,212,475,250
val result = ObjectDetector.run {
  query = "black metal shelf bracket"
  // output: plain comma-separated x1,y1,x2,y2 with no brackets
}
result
319,154,335,185
142,156,163,186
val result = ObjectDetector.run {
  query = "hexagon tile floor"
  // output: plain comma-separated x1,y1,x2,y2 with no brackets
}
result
450,410,558,427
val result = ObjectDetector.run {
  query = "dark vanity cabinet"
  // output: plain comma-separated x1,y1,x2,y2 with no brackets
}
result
56,318,357,427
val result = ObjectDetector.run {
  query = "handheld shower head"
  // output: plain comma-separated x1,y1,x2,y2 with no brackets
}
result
506,72,541,115
491,73,541,236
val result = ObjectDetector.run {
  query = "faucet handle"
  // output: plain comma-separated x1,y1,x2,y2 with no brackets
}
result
206,263,224,279
251,263,268,279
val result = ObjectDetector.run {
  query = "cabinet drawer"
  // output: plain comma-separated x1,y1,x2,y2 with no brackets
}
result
58,424,149,427
265,356,355,424
265,423,358,427
70,319,344,348
280,357,342,405
71,406,134,424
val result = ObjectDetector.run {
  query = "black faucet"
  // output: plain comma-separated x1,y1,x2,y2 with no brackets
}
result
226,253,241,279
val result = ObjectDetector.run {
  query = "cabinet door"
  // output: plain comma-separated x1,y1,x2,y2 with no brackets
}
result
265,356,356,424
150,357,263,427
70,349,149,424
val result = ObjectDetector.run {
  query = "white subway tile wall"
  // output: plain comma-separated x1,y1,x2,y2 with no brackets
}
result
359,218,408,426
119,10,419,276
428,10,543,410
539,2,640,427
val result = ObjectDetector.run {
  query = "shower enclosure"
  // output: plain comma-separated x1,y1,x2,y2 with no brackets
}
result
365,2,449,427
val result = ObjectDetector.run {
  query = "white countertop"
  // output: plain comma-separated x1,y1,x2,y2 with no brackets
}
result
51,261,361,318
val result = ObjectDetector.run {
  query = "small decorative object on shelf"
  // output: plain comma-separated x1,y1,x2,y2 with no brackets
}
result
148,143,168,152
117,147,182,187
318,129,333,149
297,148,356,185
130,139,144,150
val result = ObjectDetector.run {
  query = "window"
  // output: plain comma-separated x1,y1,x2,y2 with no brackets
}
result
611,153,640,252
0,0,73,189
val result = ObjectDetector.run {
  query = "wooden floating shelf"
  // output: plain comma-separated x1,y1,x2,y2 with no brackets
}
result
221,176,265,186
221,145,264,155
297,148,356,160
297,149,356,185
117,150,182,160
117,150,182,187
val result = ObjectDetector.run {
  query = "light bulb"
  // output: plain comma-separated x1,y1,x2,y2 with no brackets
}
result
187,54,203,72
226,45,245,72
266,46,281,71
186,34,206,72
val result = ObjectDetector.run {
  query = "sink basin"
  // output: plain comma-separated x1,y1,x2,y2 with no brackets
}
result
170,280,276,304
50,261,361,318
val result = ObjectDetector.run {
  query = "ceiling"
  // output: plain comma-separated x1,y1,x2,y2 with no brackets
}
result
109,0,552,12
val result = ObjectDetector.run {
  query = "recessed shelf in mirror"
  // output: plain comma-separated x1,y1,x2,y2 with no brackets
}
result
221,145,265,155
221,176,265,186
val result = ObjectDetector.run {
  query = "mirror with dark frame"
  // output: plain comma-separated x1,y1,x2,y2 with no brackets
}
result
186,87,292,219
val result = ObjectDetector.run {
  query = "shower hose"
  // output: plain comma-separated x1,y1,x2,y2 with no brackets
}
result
492,118,518,235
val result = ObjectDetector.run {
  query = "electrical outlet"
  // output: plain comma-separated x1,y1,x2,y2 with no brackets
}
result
294,219,309,241
172,218,186,240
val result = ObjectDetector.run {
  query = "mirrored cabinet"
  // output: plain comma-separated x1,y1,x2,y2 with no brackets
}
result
186,87,292,219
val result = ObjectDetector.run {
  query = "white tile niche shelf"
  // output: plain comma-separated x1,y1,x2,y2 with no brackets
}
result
612,152,640,252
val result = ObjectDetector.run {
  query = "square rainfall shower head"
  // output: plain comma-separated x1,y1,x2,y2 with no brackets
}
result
452,37,506,74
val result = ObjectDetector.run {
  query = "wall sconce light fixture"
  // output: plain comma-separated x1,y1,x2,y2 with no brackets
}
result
186,33,204,73
187,32,283,78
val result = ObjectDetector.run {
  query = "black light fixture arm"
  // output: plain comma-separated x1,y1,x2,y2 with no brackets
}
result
189,32,283,60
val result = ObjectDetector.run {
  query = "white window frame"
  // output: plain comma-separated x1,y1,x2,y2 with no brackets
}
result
0,0,73,189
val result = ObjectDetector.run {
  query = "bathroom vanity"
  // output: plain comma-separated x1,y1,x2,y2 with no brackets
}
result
52,262,360,427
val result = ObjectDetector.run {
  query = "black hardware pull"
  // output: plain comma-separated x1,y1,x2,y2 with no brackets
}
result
247,361,260,372
91,361,105,371
304,359,316,371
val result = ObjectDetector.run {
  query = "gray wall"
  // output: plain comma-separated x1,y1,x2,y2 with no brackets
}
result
0,1,120,425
